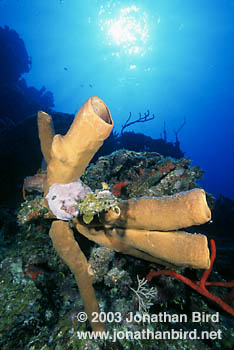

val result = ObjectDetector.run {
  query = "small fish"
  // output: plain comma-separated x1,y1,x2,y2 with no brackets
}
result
89,84,93,88
64,67,68,71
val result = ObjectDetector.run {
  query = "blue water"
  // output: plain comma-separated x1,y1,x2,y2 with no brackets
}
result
1,0,234,199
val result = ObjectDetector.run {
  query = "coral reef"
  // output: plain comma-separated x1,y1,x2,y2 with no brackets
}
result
0,25,54,126
1,219,233,349
2,96,232,349
118,131,184,159
25,96,213,333
0,25,31,85
81,150,202,198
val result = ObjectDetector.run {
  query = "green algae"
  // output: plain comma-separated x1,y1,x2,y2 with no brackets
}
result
76,189,119,224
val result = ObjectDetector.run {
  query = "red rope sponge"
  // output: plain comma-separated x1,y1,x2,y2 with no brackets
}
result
146,239,234,316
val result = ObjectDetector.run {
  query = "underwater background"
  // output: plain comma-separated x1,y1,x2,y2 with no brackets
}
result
0,0,234,199
0,1,234,350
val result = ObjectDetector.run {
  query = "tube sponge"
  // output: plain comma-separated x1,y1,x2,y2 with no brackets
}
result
46,96,113,190
49,220,105,332
100,188,211,231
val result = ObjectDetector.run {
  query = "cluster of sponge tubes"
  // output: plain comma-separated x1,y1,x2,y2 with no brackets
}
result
37,96,212,332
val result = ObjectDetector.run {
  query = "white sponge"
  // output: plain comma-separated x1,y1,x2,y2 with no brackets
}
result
46,179,91,220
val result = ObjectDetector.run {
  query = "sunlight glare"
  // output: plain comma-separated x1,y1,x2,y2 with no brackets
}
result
99,5,149,57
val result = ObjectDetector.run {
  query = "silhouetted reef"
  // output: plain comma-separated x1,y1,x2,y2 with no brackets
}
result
0,25,54,127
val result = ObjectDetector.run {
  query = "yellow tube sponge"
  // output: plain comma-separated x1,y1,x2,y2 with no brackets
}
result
106,227,210,269
100,188,211,230
49,220,105,332
75,219,178,268
75,219,210,269
37,111,55,165
46,97,113,189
